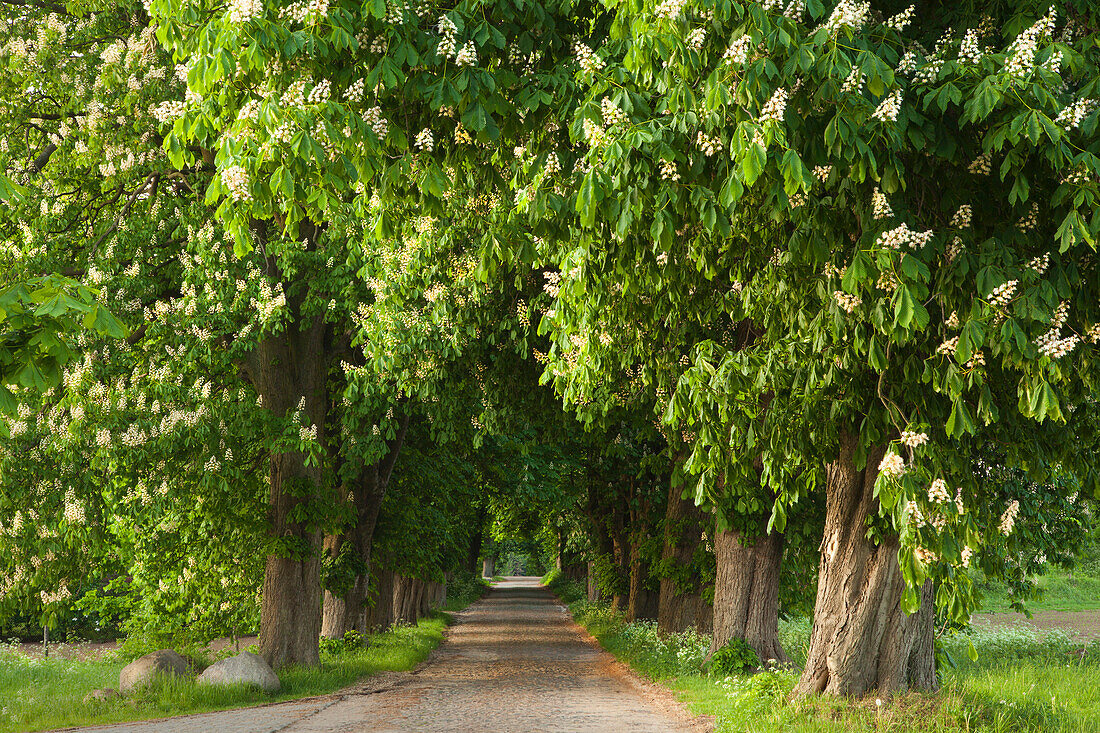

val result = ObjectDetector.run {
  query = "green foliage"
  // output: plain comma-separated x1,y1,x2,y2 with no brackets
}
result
570,599,711,679
708,638,762,676
542,568,586,603
317,629,366,656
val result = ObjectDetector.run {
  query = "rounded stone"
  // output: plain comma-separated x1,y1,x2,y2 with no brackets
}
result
196,651,281,693
119,650,190,694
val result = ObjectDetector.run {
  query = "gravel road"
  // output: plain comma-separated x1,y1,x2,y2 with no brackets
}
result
59,577,705,733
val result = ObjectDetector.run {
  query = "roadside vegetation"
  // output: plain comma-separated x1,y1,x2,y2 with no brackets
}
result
545,571,1100,732
0,579,489,733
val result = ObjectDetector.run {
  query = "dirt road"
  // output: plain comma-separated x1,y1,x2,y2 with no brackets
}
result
61,577,704,733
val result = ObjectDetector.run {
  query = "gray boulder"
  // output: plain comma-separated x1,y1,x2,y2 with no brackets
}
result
119,649,190,694
82,688,120,703
197,651,281,693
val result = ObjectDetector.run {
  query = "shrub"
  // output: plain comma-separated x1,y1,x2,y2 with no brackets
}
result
318,629,367,657
708,637,761,676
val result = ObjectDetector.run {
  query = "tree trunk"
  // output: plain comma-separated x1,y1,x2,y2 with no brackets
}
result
467,506,487,573
320,413,409,639
658,479,711,634
482,556,494,578
364,564,394,631
320,534,352,640
710,525,788,665
610,530,631,613
626,540,660,621
794,433,937,697
249,309,328,669
587,561,601,602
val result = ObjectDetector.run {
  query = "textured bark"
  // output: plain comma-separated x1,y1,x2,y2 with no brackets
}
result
320,414,409,639
587,561,601,602
609,529,631,613
658,480,712,634
710,526,788,665
320,533,350,639
794,434,938,697
248,305,327,669
482,557,494,578
364,564,395,631
626,540,660,621
393,575,435,623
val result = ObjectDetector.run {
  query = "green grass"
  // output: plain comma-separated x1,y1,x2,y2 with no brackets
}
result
0,578,489,733
977,571,1100,613
549,579,1100,733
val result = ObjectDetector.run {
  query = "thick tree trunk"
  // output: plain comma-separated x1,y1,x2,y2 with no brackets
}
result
626,540,660,621
364,564,394,631
393,575,432,623
610,530,631,613
249,309,328,669
658,479,711,634
482,556,494,578
794,434,937,697
320,534,353,640
320,414,409,639
710,525,788,665
587,561,601,602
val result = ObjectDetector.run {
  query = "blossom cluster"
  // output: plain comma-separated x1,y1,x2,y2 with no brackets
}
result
900,430,928,447
999,499,1020,535
987,279,1018,307
833,291,862,313
437,15,458,58
1004,8,1056,78
696,131,722,156
821,0,869,35
878,452,906,478
1054,97,1098,130
573,41,604,75
872,90,903,122
654,0,688,20
722,35,751,65
227,0,263,24
222,165,252,202
759,88,788,123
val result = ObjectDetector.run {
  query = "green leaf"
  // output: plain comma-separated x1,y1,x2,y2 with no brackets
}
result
946,398,977,437
893,284,915,329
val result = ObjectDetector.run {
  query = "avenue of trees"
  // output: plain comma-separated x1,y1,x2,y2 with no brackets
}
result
1,0,1098,699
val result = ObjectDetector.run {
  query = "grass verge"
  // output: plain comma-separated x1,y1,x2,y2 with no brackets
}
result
543,573,1100,733
976,571,1100,613
0,578,490,733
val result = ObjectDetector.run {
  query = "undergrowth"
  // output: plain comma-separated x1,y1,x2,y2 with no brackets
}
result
545,574,1100,732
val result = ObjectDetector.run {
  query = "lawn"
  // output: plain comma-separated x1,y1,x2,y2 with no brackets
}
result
976,571,1100,613
0,580,488,733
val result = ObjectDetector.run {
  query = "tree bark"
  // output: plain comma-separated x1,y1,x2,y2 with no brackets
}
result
587,561,601,602
482,556,494,578
364,564,394,631
658,479,712,634
249,310,328,669
794,433,937,697
626,539,660,621
467,505,487,573
710,525,788,665
320,413,409,639
610,529,631,613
